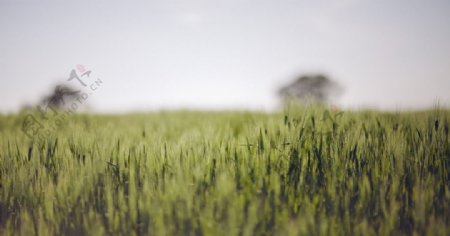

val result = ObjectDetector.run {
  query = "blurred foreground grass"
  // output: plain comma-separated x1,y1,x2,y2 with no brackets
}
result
0,105,449,235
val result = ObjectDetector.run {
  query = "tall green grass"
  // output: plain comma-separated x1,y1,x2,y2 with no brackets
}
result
0,106,449,235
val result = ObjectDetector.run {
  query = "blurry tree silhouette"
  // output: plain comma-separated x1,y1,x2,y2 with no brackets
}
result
40,84,81,111
278,74,343,104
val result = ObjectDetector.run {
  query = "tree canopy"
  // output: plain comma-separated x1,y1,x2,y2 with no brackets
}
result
278,74,343,104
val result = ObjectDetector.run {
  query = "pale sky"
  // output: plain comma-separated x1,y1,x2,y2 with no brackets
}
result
1,0,450,112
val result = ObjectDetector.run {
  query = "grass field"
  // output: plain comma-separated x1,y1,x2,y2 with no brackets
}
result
0,105,449,235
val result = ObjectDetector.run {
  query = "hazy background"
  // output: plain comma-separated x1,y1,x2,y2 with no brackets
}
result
1,0,450,113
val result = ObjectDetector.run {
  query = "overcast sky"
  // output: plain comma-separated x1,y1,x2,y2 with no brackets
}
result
1,0,450,112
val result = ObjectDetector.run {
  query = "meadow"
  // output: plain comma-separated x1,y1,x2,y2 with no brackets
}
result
0,105,449,235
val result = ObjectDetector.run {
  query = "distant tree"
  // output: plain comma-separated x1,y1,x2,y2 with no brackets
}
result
40,84,81,111
278,74,343,104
